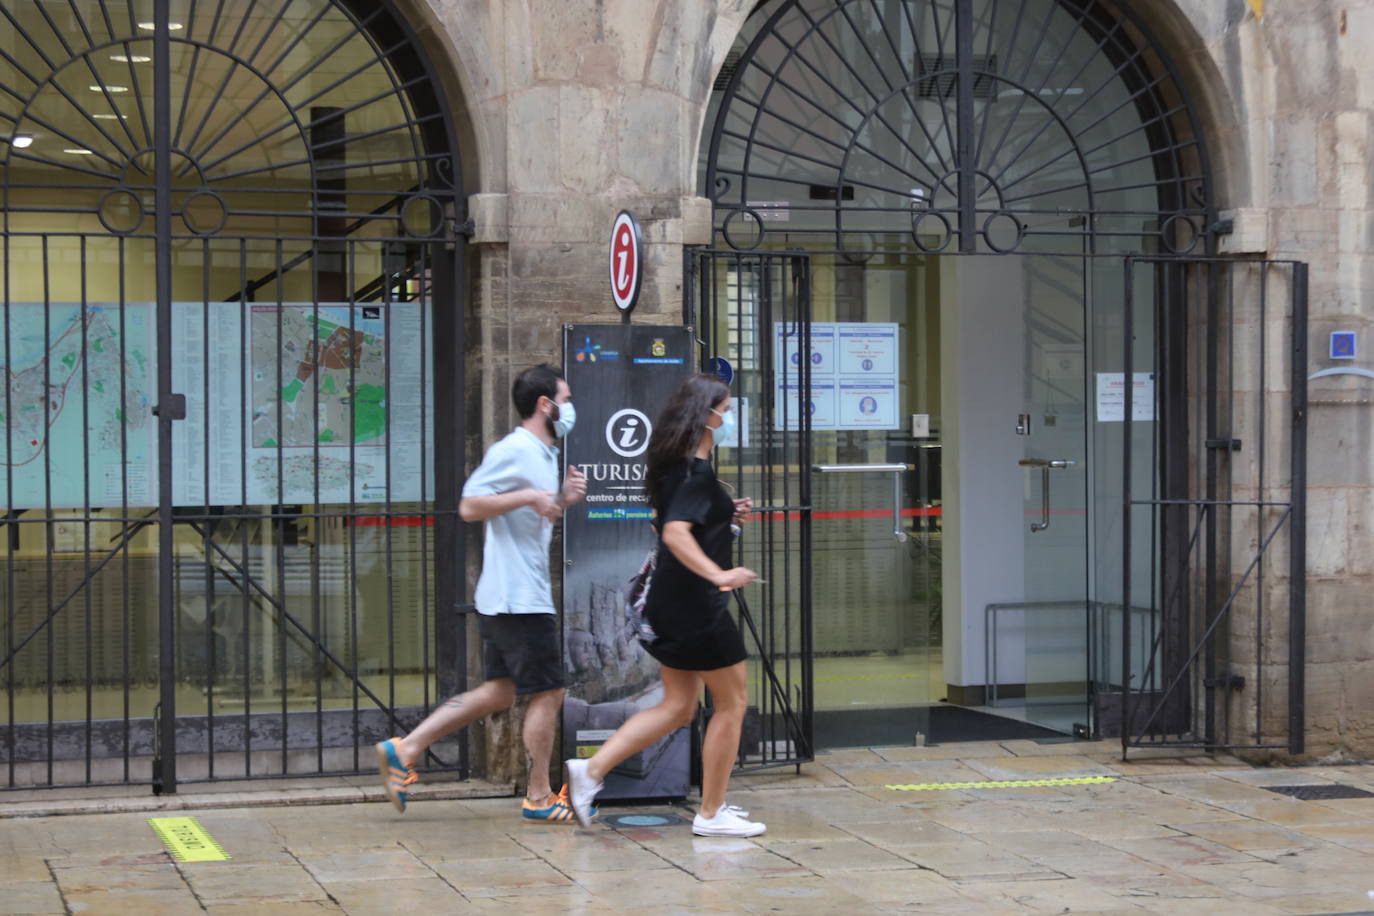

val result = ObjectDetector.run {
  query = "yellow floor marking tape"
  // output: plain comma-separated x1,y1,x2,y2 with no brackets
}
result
884,776,1118,791
149,816,232,862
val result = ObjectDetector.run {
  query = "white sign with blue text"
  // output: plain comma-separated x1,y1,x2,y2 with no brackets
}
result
774,322,899,430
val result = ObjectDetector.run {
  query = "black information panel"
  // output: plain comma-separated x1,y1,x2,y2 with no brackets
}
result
561,324,695,800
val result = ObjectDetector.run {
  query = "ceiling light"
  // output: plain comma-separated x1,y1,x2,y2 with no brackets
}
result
10,134,33,149
110,53,152,63
92,113,129,120
90,84,130,93
64,148,94,155
137,21,183,30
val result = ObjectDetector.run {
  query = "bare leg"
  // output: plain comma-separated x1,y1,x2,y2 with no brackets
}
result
396,678,516,765
521,687,564,800
584,666,700,783
696,661,748,818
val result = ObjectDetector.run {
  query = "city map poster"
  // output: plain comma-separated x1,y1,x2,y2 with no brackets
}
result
1,302,156,509
173,301,433,506
1,301,431,509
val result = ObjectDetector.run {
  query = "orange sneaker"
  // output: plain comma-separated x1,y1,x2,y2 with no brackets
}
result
376,738,417,813
521,784,594,822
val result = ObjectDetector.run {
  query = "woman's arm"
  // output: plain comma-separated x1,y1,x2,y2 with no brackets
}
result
661,520,755,591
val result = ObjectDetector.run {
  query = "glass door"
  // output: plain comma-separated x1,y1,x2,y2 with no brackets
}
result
1019,254,1092,734
803,252,940,750
700,246,941,752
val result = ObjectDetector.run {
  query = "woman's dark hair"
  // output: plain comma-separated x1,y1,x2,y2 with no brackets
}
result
645,373,730,511
512,364,564,419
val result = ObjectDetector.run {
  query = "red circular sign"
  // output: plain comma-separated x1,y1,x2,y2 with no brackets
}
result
609,210,642,312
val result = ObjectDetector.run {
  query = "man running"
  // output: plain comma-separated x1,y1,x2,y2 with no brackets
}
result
377,363,587,821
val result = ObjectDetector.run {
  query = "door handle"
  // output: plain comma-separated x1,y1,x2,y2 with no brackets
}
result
812,463,909,542
1017,458,1077,532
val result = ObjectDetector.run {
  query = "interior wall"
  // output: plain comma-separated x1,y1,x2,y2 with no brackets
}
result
942,255,1028,691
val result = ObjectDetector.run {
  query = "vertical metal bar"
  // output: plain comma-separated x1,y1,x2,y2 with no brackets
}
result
776,258,790,763
418,242,431,717
1147,262,1161,725
1256,263,1267,745
1203,261,1219,748
81,234,93,780
1222,262,1236,746
955,0,977,253
154,0,178,791
1192,264,1206,746
753,256,772,761
203,237,215,779
239,239,252,779
347,241,361,769
781,255,793,764
1287,261,1307,755
797,256,813,759
119,236,130,782
1190,264,1203,743
4,231,15,788
81,237,93,783
383,253,396,721
311,238,324,776
42,235,53,786
1121,257,1134,758
790,253,801,764
274,240,287,776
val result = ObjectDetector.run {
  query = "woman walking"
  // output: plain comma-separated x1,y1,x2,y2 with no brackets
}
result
565,374,765,837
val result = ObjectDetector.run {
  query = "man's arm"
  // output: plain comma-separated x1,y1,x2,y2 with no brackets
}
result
460,488,560,522
558,465,587,508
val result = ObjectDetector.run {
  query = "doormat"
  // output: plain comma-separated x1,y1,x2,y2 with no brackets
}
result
927,705,1069,742
1261,784,1374,800
884,776,1117,791
149,816,231,862
815,705,1067,750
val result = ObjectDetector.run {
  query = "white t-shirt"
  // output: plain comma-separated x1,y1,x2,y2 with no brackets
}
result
461,427,559,615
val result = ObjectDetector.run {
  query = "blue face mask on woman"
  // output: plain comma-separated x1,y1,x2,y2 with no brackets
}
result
709,405,736,446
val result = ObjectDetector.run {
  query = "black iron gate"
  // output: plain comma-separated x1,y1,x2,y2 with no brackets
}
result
688,249,814,770
1118,257,1307,756
1,0,468,791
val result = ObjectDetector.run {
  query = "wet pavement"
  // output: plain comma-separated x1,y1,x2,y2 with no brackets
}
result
4,739,1374,914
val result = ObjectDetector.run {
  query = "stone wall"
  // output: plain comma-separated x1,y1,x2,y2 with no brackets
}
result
1179,0,1374,758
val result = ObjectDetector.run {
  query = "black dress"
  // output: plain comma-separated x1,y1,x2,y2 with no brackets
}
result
642,458,748,671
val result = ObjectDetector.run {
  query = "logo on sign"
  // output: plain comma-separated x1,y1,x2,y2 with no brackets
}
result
575,336,619,363
576,337,602,362
605,408,651,458
609,211,643,313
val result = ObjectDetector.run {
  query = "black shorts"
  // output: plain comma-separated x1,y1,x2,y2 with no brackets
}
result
480,613,565,695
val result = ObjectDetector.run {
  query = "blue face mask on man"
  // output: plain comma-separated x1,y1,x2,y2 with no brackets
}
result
552,400,576,439
709,405,736,446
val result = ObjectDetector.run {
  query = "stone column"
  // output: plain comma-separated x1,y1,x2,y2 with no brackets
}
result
422,0,749,790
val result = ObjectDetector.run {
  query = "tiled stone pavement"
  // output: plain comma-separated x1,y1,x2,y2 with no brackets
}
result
4,741,1374,914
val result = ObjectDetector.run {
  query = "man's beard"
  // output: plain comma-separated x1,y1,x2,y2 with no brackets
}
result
544,406,558,439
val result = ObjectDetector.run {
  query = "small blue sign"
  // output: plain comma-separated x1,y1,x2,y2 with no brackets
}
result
707,356,734,385
1331,331,1357,360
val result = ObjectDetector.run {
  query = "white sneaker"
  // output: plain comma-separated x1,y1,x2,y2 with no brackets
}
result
724,803,750,818
564,758,602,828
692,806,766,837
